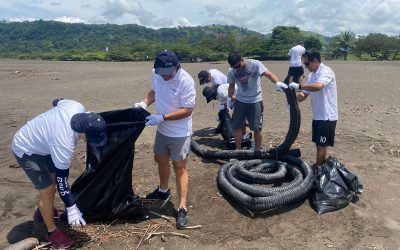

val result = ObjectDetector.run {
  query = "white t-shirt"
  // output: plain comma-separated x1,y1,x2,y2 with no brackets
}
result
227,59,267,103
209,69,227,86
216,83,237,105
12,100,85,170
304,63,338,120
151,68,196,137
288,45,306,67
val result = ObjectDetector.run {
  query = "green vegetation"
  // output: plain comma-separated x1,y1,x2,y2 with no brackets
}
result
0,20,398,61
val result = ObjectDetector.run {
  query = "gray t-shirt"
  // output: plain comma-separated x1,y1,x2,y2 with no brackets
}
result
227,59,267,103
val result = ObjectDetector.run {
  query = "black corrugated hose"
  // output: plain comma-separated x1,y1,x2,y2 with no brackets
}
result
190,87,301,160
217,155,314,215
191,87,313,215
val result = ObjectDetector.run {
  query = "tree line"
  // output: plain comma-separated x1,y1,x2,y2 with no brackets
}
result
0,20,399,62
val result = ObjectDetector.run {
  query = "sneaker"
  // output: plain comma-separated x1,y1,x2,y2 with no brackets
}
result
33,208,65,221
145,187,171,208
176,208,189,229
47,229,75,249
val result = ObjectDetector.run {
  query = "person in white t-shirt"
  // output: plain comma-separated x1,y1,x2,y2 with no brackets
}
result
285,41,306,84
198,69,227,86
289,49,338,167
12,99,108,249
134,50,195,229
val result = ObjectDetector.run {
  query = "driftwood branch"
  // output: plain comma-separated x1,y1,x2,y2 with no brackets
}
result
3,238,39,250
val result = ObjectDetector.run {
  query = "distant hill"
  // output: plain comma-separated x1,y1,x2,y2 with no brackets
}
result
0,20,329,61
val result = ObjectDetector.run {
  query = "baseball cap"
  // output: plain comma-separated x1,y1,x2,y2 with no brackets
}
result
70,112,108,147
198,71,209,85
154,50,180,75
202,86,217,103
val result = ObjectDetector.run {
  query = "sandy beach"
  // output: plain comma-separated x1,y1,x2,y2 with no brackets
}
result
1,59,399,249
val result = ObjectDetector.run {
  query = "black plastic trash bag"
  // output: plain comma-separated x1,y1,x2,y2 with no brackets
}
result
310,156,363,215
71,107,150,222
215,109,252,149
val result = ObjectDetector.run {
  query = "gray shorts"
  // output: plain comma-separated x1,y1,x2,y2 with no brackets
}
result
232,100,263,131
13,153,56,190
154,131,191,161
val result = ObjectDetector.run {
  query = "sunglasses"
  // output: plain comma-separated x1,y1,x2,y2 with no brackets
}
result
303,60,312,66
231,62,241,69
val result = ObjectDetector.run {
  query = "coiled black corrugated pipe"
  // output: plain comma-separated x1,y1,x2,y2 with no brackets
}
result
217,155,314,215
191,87,301,160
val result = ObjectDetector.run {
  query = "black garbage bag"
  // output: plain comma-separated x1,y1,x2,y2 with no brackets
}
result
71,107,150,222
215,109,253,149
310,156,363,214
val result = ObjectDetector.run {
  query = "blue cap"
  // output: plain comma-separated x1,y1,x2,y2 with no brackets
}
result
154,50,180,75
70,112,107,147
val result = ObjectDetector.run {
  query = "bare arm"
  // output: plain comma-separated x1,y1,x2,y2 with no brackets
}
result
296,91,309,102
164,108,193,121
142,90,155,106
300,82,325,92
262,71,280,84
228,83,235,98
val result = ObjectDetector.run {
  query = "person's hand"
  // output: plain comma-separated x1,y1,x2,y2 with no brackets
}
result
226,97,234,110
289,82,300,90
66,204,86,227
145,115,164,126
276,82,288,92
134,101,148,110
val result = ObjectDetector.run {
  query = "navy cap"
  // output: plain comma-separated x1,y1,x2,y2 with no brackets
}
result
154,50,180,75
70,112,108,147
202,86,217,103
198,71,209,85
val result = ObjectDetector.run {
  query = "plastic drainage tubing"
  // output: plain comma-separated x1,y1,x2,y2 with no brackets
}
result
190,88,301,160
217,155,314,215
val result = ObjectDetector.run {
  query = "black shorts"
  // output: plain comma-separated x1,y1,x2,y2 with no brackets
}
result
312,120,337,147
287,66,304,83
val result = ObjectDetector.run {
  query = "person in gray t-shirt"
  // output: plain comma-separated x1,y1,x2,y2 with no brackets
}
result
227,52,287,149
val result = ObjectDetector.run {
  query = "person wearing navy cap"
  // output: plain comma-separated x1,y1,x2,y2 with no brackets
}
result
134,49,196,229
12,99,107,249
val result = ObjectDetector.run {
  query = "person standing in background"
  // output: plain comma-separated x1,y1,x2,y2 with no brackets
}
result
285,41,306,84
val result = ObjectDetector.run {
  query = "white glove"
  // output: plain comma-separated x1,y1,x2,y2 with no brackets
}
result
134,101,148,110
289,82,300,90
275,82,288,92
66,204,86,227
145,114,164,126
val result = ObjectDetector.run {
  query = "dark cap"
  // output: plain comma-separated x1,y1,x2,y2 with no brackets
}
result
198,71,209,85
154,49,180,75
71,112,108,147
228,52,242,67
202,86,217,103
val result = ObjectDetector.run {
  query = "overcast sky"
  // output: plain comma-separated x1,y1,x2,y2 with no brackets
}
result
1,0,399,37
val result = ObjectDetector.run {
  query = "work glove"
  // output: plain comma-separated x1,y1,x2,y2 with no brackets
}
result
66,204,86,227
145,114,164,126
289,82,300,90
134,101,148,110
275,82,288,92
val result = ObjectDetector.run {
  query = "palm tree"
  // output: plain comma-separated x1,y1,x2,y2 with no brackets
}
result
333,30,356,60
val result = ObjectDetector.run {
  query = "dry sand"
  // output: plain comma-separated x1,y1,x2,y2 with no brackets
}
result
0,59,399,249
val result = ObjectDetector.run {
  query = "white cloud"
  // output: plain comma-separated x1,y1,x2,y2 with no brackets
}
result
54,16,87,23
1,0,400,36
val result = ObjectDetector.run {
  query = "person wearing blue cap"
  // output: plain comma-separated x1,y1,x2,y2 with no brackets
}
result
11,99,107,249
134,49,195,229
